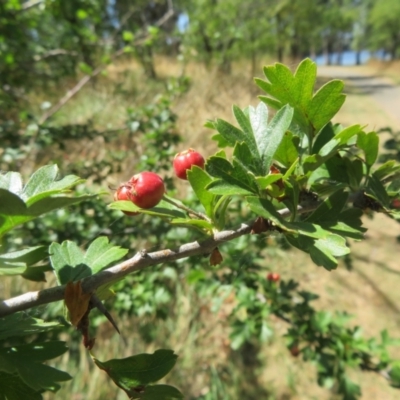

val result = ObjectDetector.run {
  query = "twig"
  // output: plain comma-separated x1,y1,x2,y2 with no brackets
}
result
0,205,311,318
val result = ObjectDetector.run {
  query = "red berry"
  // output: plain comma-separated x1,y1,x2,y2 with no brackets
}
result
114,184,139,216
173,148,205,180
128,171,165,209
267,272,280,282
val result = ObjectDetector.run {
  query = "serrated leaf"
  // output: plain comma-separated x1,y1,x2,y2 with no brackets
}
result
94,349,178,390
0,371,42,400
246,196,288,230
0,341,71,393
50,241,89,284
214,119,247,147
84,237,128,274
305,190,348,223
206,156,257,195
249,103,294,173
206,180,254,195
187,166,216,217
233,141,260,175
0,314,61,341
256,58,345,136
232,105,259,158
308,80,346,133
0,246,47,277
0,190,95,237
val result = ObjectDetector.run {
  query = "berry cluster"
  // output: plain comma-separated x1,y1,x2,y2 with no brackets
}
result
114,149,205,216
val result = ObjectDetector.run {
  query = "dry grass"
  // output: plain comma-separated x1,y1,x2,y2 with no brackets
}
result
18,56,400,399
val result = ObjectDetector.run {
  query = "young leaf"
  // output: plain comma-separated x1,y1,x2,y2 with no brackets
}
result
93,349,178,391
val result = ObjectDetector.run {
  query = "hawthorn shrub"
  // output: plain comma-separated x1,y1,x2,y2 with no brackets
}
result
1,59,400,399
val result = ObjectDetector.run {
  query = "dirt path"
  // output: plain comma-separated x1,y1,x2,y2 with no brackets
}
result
317,65,400,129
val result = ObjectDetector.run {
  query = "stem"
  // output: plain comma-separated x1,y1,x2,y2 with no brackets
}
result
162,195,211,222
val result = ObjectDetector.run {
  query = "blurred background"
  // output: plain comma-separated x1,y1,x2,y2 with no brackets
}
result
1,0,400,399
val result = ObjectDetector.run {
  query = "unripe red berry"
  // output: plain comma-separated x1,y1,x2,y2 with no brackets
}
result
267,272,280,282
128,171,165,209
173,148,205,180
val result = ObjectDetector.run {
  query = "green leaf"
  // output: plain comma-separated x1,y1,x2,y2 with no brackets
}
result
206,156,257,195
187,166,216,217
214,119,247,147
109,200,186,219
0,341,71,393
0,171,23,194
0,372,42,400
374,160,400,181
307,80,346,133
368,174,391,207
274,131,299,167
318,125,362,157
50,236,128,284
357,131,379,168
249,103,294,173
131,384,184,400
0,189,94,238
256,58,345,136
305,190,348,224
50,241,90,285
246,196,288,229
232,105,259,160
233,141,260,175
206,180,254,195
0,246,47,277
0,314,62,341
94,349,178,391
84,237,128,274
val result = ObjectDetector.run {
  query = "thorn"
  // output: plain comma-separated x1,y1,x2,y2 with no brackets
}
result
90,294,120,334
